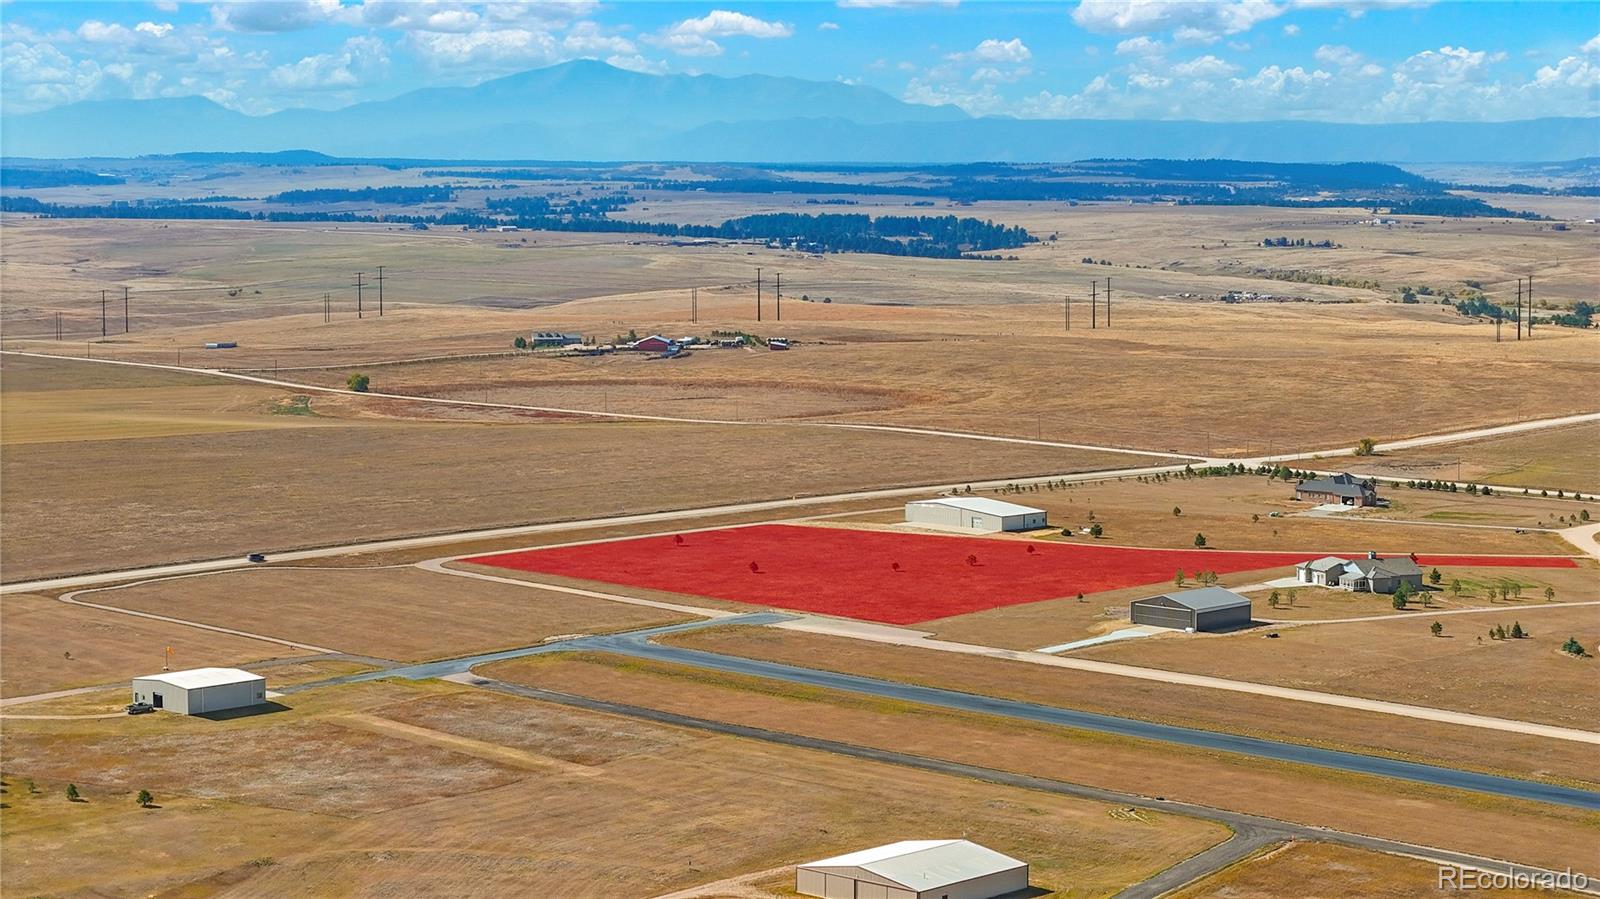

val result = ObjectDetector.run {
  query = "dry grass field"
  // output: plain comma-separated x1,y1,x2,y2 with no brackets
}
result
485,652,1600,874
1171,841,1588,898
658,627,1599,787
88,565,691,662
0,592,311,698
1076,603,1599,730
0,677,1227,897
2,354,1143,580
1354,422,1600,494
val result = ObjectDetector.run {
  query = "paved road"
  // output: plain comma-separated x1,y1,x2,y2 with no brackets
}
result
1258,598,1600,626
460,675,1598,894
286,619,1600,810
1109,828,1280,899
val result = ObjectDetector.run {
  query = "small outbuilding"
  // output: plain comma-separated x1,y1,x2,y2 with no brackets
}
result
904,497,1047,533
131,667,267,715
1130,587,1252,632
796,840,1029,899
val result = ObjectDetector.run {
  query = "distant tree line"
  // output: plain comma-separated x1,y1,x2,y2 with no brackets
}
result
0,167,124,188
1260,236,1339,248
266,186,456,204
484,193,634,217
2,197,1034,259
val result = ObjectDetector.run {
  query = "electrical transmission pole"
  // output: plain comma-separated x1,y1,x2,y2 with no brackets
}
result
775,272,781,322
1105,277,1111,328
376,265,385,316
101,290,107,337
123,286,129,333
323,293,331,323
1516,273,1529,332
1516,279,1523,340
756,267,762,322
1064,294,1070,331
1090,281,1097,329
356,272,364,319
55,312,62,341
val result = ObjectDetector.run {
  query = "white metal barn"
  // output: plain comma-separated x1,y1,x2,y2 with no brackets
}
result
904,497,1047,533
796,840,1029,899
131,668,267,715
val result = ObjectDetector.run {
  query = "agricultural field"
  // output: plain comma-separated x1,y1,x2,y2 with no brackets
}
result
0,678,1227,897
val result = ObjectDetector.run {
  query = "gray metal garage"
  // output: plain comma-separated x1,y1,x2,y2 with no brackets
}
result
131,667,267,715
796,840,1029,899
1129,587,1252,632
904,497,1047,533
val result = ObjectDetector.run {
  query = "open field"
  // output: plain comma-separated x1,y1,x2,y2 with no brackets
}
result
0,592,311,698
0,677,1227,897
2,354,1146,581
465,523,1579,625
3,214,1597,457
1353,422,1600,495
483,652,1600,873
89,566,691,662
657,627,1600,787
1076,603,1599,730
843,475,1583,555
1171,841,1588,898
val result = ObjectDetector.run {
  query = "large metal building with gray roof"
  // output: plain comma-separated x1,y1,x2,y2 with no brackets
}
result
904,497,1047,533
796,840,1028,899
1129,587,1253,632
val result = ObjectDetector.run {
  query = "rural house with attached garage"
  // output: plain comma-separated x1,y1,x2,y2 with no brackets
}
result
1294,552,1424,594
1295,472,1379,506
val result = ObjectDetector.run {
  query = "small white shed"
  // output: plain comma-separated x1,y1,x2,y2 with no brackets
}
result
905,497,1047,533
131,667,267,715
797,840,1029,899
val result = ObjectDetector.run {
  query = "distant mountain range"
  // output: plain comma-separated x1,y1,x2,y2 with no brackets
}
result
4,60,1597,163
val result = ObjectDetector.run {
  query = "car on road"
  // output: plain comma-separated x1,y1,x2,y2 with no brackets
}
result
125,701,154,715
247,552,267,563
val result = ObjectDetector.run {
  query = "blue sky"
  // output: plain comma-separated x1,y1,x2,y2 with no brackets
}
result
3,1,1597,121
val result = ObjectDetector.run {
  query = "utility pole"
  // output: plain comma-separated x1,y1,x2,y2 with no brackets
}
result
775,272,781,322
756,267,762,322
1526,274,1533,334
101,290,107,337
1090,281,1097,329
123,286,129,333
376,265,385,316
323,293,331,323
1064,294,1070,331
55,312,62,341
356,272,364,319
1516,278,1523,340
1105,277,1111,328
1495,313,1501,342
691,287,697,323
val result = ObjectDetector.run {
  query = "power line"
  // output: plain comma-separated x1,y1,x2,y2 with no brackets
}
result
376,265,385,316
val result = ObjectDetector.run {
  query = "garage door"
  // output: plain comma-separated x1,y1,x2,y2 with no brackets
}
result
1131,603,1193,630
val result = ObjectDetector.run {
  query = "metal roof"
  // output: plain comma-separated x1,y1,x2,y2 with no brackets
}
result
1141,587,1252,612
798,840,1024,890
1298,556,1350,572
134,667,264,689
908,496,1045,517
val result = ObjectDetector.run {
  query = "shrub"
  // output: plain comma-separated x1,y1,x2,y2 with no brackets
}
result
136,789,153,808
1354,437,1376,456
1193,532,1206,548
1562,636,1588,657
346,373,370,392
65,783,80,802
1430,621,1443,637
